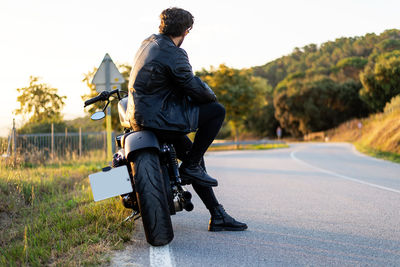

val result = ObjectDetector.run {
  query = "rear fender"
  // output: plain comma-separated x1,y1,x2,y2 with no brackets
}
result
123,131,160,161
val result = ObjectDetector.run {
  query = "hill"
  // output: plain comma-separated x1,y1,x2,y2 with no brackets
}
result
250,29,400,138
253,29,400,88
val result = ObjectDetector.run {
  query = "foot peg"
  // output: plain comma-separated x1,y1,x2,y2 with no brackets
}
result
123,210,141,222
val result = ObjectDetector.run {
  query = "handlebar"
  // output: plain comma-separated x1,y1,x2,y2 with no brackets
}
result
84,89,121,107
84,92,106,107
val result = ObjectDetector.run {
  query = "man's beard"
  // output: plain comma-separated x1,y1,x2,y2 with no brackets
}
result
177,36,185,47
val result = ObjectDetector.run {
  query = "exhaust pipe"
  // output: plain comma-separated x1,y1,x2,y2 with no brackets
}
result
173,187,194,212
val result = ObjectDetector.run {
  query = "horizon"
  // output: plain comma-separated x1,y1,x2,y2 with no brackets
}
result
1,0,399,136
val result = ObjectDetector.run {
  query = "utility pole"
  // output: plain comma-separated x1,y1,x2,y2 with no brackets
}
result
105,55,112,161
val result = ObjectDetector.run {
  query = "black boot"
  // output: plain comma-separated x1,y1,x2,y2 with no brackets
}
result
208,205,248,231
179,161,218,187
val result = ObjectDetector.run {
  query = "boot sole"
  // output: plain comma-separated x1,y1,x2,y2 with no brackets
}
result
208,225,248,232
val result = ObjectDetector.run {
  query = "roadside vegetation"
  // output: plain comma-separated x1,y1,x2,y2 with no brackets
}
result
0,158,134,266
327,95,400,163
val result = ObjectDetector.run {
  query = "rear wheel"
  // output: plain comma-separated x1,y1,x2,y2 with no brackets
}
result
130,149,174,246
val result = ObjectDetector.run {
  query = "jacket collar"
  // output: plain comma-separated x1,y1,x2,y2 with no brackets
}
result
159,34,176,47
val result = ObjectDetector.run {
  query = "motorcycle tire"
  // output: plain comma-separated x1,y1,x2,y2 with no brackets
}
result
130,149,174,246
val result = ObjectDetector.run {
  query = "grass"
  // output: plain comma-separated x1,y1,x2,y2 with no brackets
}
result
327,106,400,164
0,142,289,265
208,143,289,151
0,158,135,266
355,143,400,163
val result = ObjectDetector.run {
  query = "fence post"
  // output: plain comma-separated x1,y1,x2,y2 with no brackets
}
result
12,119,16,165
6,133,11,157
79,127,82,157
51,123,54,160
65,127,68,156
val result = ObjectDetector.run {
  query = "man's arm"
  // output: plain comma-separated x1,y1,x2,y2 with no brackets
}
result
170,49,216,104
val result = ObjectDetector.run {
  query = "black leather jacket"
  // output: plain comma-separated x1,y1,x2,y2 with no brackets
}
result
127,34,216,133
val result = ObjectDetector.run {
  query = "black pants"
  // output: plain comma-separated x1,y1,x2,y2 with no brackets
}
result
154,102,226,210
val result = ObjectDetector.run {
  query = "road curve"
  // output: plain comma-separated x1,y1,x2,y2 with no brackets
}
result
111,142,400,266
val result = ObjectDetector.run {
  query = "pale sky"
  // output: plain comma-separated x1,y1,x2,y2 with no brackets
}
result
1,0,399,136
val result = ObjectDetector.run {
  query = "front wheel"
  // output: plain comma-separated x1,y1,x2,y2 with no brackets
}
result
130,149,174,246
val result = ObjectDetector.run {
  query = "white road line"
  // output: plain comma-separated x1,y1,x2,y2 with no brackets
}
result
290,149,400,195
150,244,174,267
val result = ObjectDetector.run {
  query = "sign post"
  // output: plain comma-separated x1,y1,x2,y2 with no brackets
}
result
91,53,125,161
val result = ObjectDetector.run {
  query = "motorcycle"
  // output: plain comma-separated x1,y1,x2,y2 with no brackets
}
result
84,89,194,246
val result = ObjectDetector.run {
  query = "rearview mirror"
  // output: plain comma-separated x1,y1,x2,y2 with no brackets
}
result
91,111,105,121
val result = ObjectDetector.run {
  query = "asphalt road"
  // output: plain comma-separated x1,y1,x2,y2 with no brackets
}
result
111,142,400,266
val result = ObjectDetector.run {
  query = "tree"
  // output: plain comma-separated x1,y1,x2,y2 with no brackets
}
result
332,56,368,81
244,102,279,138
82,64,131,132
253,29,400,90
15,76,66,123
274,77,368,137
360,51,400,111
251,29,400,137
197,65,270,141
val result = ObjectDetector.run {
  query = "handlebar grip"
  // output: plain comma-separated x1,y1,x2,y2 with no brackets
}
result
84,91,110,107
84,94,102,107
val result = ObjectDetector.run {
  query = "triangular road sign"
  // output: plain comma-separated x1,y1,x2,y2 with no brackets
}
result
92,53,125,92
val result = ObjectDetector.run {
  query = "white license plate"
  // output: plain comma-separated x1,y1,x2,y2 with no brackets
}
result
89,166,133,202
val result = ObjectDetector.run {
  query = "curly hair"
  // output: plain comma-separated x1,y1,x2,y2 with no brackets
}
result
159,8,194,37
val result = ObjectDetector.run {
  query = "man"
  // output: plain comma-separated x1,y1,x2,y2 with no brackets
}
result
128,7,247,231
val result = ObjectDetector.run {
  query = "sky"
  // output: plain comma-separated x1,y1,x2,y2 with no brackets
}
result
0,0,399,136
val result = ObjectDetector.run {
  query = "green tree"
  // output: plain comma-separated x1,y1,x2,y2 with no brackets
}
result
15,76,66,123
253,29,400,89
82,64,131,132
332,56,368,81
197,65,270,141
251,29,400,137
360,51,400,111
274,78,368,137
244,102,279,138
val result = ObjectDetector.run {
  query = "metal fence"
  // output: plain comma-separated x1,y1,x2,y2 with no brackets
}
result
1,128,286,163
2,130,113,162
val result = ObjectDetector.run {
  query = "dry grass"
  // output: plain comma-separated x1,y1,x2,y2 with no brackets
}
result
327,107,400,162
0,159,135,266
